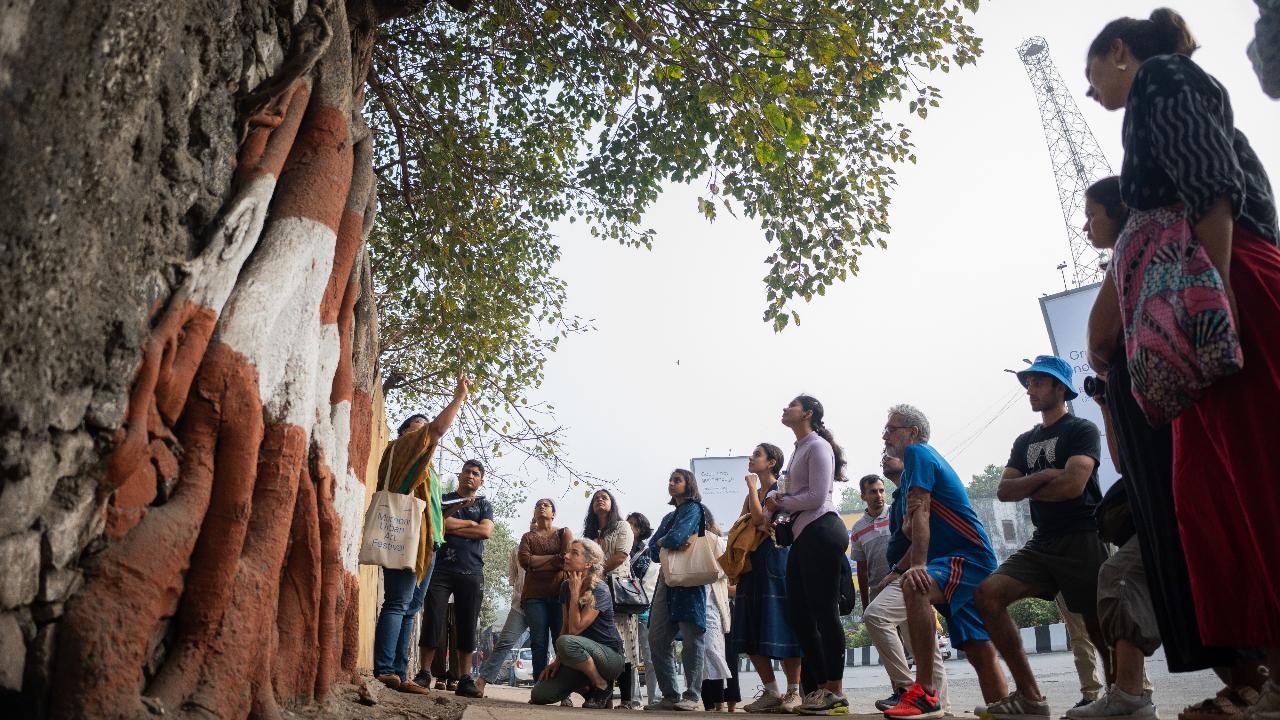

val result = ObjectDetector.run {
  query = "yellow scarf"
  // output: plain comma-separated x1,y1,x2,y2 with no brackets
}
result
376,424,441,582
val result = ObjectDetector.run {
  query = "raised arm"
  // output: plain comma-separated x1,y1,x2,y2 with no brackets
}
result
428,373,470,438
743,474,770,529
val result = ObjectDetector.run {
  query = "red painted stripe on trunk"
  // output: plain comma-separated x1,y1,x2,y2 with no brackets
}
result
271,106,352,233
236,80,311,184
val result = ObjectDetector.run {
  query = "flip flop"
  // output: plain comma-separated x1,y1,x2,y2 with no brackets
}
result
1179,687,1260,720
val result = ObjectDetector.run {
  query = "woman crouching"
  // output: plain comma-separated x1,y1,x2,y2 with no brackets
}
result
530,538,626,708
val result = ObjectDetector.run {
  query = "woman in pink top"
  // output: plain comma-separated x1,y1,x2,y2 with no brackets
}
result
765,395,850,715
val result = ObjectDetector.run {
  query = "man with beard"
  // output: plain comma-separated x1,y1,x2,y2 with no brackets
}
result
863,454,951,715
976,355,1109,720
881,405,1005,719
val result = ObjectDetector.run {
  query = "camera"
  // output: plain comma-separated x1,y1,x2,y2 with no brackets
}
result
1083,375,1106,398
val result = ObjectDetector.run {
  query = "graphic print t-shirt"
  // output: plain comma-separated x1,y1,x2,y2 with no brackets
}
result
435,492,493,575
1006,414,1102,538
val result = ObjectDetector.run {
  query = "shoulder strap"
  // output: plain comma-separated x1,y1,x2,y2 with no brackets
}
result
379,440,394,491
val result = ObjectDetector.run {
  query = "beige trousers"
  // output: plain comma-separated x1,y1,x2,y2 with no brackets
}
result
1057,593,1105,700
864,578,950,711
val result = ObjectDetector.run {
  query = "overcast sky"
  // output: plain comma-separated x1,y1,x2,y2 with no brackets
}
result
470,1,1279,534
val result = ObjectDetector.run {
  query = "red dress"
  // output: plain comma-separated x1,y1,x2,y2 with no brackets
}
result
1172,225,1280,646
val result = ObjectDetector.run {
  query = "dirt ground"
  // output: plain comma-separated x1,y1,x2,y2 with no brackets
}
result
282,677,470,720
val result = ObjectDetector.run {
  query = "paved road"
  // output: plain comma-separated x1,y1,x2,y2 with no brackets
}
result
731,649,1222,716
473,649,1224,718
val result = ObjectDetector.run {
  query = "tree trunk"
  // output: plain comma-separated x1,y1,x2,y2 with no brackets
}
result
0,0,409,716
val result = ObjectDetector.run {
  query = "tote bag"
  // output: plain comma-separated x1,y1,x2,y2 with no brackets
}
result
660,505,723,587
1113,203,1243,424
358,490,426,570
358,436,426,570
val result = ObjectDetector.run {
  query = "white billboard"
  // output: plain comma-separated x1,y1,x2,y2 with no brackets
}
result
690,456,751,530
1038,283,1120,492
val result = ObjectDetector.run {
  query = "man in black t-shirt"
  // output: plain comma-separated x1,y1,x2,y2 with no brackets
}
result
420,459,494,698
975,356,1112,720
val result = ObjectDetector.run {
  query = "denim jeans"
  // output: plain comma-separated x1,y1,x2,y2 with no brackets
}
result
523,597,563,681
479,607,530,683
647,580,706,701
637,618,658,703
373,558,435,679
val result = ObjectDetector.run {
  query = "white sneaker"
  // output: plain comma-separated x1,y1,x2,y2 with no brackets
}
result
744,689,783,714
1065,687,1156,720
780,690,803,714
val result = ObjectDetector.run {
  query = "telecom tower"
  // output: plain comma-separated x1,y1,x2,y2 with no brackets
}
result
1017,36,1113,287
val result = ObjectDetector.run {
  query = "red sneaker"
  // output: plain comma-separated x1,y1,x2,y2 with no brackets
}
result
884,683,944,719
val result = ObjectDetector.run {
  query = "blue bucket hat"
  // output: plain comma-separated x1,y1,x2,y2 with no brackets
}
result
1015,355,1078,400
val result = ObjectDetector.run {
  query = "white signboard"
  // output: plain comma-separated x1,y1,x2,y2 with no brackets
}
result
690,456,751,530
1038,283,1120,492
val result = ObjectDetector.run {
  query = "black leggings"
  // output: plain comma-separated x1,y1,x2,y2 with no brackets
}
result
784,512,849,684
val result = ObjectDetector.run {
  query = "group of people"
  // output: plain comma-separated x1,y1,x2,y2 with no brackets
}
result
367,5,1280,718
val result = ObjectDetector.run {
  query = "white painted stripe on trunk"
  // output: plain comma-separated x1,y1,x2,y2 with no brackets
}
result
184,174,277,311
329,400,363,573
216,216,336,429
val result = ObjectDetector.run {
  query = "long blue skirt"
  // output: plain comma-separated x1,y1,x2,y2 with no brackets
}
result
731,538,800,659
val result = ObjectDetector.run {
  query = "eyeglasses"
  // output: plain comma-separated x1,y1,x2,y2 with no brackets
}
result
883,425,914,434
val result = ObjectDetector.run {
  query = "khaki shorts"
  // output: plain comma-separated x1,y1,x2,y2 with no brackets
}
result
994,530,1109,615
1097,536,1161,655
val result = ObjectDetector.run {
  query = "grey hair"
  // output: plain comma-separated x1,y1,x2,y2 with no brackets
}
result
888,404,931,443
572,537,606,609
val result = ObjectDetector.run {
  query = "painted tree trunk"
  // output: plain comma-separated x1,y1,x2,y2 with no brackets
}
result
1,0,403,717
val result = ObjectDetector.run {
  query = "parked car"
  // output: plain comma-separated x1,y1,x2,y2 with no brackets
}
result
510,647,557,686
512,647,535,685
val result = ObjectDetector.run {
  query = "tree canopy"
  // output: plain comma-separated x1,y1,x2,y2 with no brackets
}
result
369,0,984,481
838,485,866,515
967,463,1003,500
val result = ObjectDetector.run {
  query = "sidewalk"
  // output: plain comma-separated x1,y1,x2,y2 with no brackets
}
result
461,683,902,720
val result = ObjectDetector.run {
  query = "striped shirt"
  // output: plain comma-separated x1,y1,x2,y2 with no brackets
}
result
1121,54,1278,244
850,507,892,596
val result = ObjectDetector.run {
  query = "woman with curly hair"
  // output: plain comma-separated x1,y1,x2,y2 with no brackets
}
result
529,538,626,709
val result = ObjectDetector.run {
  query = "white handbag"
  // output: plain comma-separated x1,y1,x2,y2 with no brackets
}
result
659,505,724,587
358,439,426,570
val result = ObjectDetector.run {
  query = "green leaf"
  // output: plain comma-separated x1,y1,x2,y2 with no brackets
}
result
763,104,787,133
